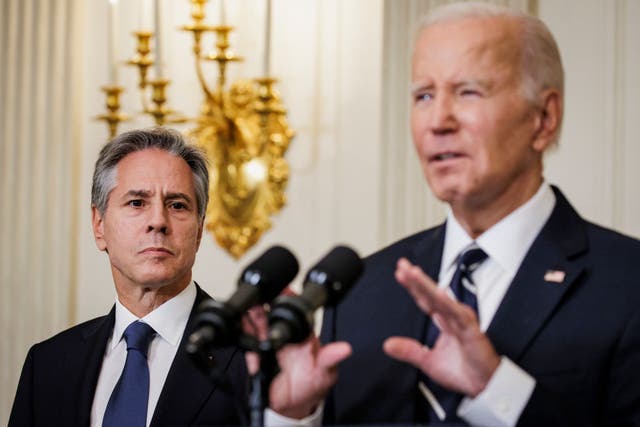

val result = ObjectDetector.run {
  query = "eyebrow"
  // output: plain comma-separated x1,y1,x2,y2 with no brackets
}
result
410,82,432,95
410,79,493,95
123,189,193,203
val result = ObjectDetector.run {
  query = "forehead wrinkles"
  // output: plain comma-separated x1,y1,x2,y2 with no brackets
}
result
412,17,524,86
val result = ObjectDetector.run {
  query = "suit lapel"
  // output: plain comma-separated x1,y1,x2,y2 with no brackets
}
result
487,187,589,361
411,224,446,342
150,285,241,426
412,223,446,281
76,308,115,425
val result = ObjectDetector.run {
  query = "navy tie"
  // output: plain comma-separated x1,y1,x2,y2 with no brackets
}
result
421,245,488,423
103,321,156,427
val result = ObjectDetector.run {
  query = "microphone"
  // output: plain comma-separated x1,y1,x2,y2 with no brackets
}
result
186,245,299,354
268,245,363,350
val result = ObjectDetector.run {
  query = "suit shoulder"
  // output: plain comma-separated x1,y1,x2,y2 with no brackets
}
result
585,221,640,257
30,315,111,353
365,227,439,264
586,221,640,244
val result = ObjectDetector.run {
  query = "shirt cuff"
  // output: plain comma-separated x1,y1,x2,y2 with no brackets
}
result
265,402,323,427
458,356,536,427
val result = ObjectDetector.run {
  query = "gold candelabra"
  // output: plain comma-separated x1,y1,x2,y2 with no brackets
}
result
96,0,294,259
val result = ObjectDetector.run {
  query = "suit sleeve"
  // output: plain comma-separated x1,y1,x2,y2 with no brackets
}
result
8,346,35,427
519,305,640,427
604,304,640,425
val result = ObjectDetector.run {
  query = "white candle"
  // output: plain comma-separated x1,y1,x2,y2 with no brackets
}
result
262,0,271,76
140,0,152,30
220,0,226,25
154,0,163,78
108,0,118,84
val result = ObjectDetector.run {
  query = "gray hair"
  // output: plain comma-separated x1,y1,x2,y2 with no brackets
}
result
91,127,210,220
417,2,564,104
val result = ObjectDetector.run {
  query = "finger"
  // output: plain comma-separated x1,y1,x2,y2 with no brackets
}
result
394,258,438,314
395,258,459,318
432,306,479,339
395,258,476,335
243,305,269,340
383,336,431,369
316,342,352,369
245,351,259,375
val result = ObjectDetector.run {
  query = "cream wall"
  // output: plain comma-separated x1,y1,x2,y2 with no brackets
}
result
2,0,639,423
540,0,640,236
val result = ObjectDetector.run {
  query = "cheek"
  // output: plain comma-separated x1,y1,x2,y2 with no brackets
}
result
179,223,203,250
410,108,427,143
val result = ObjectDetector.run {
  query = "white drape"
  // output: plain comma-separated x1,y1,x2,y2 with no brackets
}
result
0,0,83,423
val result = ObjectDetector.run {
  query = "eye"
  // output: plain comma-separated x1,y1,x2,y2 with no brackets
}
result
414,92,433,104
169,201,187,210
459,88,481,97
127,199,144,207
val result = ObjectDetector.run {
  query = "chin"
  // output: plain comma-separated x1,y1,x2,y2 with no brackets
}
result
429,184,460,204
136,271,178,288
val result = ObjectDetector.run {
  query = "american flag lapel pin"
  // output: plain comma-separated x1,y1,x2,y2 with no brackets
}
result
544,269,566,283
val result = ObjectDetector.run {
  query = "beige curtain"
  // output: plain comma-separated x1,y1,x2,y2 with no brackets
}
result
0,0,83,423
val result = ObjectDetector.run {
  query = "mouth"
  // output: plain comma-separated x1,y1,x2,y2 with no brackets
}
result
140,247,174,256
429,151,464,162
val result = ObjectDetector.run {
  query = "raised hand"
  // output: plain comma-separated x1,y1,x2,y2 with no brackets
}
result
243,300,352,419
383,257,500,397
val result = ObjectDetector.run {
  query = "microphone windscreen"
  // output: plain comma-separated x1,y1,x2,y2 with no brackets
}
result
306,245,363,304
240,245,299,302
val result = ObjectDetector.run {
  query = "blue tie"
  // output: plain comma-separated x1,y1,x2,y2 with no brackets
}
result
421,245,488,423
103,321,156,427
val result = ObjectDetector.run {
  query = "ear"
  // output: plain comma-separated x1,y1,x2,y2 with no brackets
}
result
195,217,205,250
91,205,108,252
532,89,562,152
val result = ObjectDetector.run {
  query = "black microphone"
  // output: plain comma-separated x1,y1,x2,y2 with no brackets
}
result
267,245,363,350
186,245,299,354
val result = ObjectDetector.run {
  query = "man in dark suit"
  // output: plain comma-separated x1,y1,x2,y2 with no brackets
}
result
320,3,640,426
9,128,348,426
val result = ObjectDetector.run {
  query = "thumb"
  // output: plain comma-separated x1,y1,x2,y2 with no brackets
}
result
317,341,352,369
383,336,429,367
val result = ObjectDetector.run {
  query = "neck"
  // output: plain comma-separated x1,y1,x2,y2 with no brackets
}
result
114,276,191,318
452,177,543,239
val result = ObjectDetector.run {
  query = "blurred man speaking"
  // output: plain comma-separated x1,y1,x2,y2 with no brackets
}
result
321,3,640,426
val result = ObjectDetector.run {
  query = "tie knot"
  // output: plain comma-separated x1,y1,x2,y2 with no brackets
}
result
123,321,155,355
457,246,488,274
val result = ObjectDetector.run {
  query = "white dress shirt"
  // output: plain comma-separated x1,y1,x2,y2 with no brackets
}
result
90,281,196,427
90,281,321,427
436,182,556,426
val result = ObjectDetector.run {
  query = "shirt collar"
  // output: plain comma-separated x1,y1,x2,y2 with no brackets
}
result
443,182,556,277
110,281,197,350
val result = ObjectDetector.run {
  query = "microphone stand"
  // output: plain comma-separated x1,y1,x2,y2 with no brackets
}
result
247,339,278,427
216,334,279,427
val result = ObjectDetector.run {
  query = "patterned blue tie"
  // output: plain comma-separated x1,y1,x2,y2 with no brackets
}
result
421,245,488,422
103,321,156,427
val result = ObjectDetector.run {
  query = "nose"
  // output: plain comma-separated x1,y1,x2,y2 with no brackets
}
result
147,203,169,234
428,93,457,135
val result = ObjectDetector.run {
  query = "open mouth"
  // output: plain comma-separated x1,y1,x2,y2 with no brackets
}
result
431,152,463,162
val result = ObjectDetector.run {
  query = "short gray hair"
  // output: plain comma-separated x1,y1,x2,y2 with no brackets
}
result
91,128,210,220
417,2,564,104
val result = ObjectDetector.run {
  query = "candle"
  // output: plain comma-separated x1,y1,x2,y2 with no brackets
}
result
262,0,271,76
108,0,118,84
140,0,152,30
220,0,226,25
154,0,163,78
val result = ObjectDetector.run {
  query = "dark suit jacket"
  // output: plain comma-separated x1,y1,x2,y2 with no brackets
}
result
321,187,640,426
9,285,249,427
